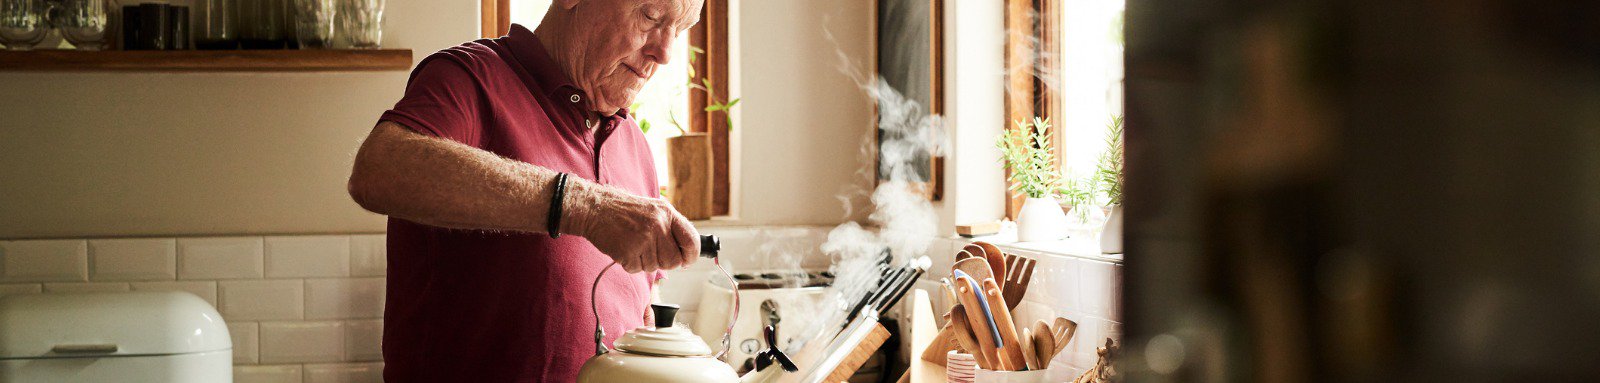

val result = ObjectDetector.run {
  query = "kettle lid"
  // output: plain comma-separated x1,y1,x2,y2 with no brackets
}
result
613,304,712,357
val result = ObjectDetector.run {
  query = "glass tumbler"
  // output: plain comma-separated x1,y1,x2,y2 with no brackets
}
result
0,0,49,50
241,0,285,49
292,0,332,48
195,0,235,49
337,0,380,49
54,0,107,50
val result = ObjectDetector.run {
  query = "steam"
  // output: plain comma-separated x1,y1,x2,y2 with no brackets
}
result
781,16,948,348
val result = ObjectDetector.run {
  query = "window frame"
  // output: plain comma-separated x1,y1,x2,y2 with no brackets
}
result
1003,0,1056,219
483,0,733,217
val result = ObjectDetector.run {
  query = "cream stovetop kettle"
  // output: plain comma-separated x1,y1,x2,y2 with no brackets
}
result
576,235,797,383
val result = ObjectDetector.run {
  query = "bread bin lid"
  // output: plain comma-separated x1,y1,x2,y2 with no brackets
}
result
0,291,232,359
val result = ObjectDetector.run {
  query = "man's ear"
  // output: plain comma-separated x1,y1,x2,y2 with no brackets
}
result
555,0,582,10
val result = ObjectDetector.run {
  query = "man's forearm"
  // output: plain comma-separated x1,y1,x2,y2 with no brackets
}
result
348,121,599,234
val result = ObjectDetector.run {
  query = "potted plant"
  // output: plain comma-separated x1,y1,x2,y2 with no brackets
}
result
639,46,740,220
998,117,1072,242
1096,116,1124,253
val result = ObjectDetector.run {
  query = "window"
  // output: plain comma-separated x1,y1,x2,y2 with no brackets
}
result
1005,0,1124,221
484,0,733,216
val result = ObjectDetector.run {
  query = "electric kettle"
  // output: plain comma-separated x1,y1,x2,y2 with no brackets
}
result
576,235,797,383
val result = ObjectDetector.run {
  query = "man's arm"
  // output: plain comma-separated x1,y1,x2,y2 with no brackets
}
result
347,121,699,272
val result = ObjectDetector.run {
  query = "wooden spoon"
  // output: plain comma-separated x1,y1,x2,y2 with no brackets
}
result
954,275,1004,370
961,243,987,261
1032,320,1058,362
953,258,995,288
973,241,1006,280
1019,327,1041,370
948,304,989,370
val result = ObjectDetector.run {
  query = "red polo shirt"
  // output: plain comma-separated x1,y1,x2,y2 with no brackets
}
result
377,24,662,382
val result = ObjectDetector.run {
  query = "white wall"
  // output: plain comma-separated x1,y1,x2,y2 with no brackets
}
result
0,0,480,238
934,0,1007,231
728,0,877,225
0,0,892,238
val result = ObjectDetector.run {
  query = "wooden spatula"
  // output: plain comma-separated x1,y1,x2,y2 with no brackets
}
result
953,280,1000,371
1051,317,1078,358
1001,254,1037,310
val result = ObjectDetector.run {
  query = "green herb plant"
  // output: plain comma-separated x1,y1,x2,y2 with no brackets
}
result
1095,115,1124,205
634,45,741,135
997,117,1065,199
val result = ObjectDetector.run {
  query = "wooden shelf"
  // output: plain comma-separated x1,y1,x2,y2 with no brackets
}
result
0,49,413,72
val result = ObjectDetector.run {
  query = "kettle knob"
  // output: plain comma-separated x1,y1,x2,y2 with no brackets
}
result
651,303,680,329
699,235,720,259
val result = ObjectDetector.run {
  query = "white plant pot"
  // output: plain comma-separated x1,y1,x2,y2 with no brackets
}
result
1017,197,1069,242
1100,205,1123,254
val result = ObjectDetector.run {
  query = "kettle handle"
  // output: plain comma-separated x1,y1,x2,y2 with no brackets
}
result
587,235,735,358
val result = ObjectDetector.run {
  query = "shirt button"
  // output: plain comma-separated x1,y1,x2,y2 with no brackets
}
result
570,94,581,103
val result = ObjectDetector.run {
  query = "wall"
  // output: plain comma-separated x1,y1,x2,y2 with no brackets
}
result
0,0,479,239
729,0,877,225
0,0,883,238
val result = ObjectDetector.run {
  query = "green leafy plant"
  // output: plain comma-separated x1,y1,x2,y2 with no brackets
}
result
633,45,740,135
687,46,740,131
997,117,1064,199
1095,115,1124,205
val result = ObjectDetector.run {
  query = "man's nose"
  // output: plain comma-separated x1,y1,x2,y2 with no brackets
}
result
643,30,674,65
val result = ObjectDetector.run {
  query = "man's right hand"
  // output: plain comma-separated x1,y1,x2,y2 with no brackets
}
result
564,181,700,273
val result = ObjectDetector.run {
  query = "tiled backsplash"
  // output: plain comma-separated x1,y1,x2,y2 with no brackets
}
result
0,236,386,383
0,228,1120,382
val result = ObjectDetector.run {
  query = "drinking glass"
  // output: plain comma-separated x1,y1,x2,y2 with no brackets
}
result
240,0,284,49
337,0,379,49
0,0,49,50
53,0,106,50
194,0,236,49
292,0,332,48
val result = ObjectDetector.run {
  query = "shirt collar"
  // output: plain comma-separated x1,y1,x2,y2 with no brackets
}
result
502,24,631,121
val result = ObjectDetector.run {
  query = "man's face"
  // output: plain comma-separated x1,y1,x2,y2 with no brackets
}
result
568,0,703,116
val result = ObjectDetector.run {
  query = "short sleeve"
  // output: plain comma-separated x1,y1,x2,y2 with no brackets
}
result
380,58,484,146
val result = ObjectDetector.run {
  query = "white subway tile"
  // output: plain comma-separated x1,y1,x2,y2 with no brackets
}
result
345,319,383,362
0,240,89,282
266,236,350,278
178,237,264,280
89,238,176,281
219,280,304,321
348,235,386,277
303,362,383,383
1067,316,1102,370
1028,254,1080,310
0,283,41,297
305,278,385,319
1077,261,1118,319
44,282,130,293
260,321,345,364
229,322,260,364
131,281,219,307
235,365,302,383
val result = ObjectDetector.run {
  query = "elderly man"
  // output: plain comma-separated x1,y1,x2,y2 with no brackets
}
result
346,0,706,381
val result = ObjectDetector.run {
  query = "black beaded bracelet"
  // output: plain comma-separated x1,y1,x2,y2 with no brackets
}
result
548,172,569,239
